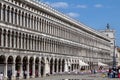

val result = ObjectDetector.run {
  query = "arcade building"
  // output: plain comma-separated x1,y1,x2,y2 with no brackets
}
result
0,0,112,79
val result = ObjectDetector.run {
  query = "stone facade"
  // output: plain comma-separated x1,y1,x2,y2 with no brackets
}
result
0,0,112,79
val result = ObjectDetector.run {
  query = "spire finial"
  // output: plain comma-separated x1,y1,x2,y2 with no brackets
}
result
106,23,110,29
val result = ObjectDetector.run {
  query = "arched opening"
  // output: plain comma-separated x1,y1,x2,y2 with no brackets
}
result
71,64,74,71
3,5,6,21
23,56,28,76
7,56,13,78
7,6,10,23
29,57,34,77
35,57,39,77
62,59,65,72
54,59,57,73
50,58,53,74
15,56,21,77
0,28,2,46
58,59,61,72
0,55,5,73
41,57,45,76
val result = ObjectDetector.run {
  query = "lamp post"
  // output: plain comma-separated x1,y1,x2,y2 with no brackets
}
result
113,39,116,68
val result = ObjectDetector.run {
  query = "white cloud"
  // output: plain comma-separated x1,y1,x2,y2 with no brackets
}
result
77,5,87,8
66,12,80,18
94,4,103,8
46,2,69,8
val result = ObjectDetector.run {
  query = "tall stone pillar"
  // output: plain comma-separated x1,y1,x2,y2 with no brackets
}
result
20,62,23,79
32,57,35,78
4,62,8,79
60,61,62,72
57,61,59,73
12,62,16,80
1,31,4,47
64,62,68,72
0,6,3,21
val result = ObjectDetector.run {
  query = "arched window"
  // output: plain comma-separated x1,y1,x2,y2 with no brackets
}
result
3,5,6,21
11,31,14,48
0,3,2,20
0,29,2,46
31,16,33,29
7,6,10,22
18,10,21,26
34,17,36,30
15,9,17,24
22,12,24,27
19,33,21,49
11,8,14,24
8,30,10,47
25,13,27,27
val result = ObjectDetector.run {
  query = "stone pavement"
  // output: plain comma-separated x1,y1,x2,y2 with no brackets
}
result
21,73,120,80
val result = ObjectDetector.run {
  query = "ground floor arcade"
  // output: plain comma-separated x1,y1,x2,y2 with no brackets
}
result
0,53,83,80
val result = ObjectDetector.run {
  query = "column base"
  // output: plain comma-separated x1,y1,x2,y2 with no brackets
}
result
3,77,8,80
12,76,16,80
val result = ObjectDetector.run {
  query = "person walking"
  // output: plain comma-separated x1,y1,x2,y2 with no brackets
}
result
118,68,120,78
0,72,3,80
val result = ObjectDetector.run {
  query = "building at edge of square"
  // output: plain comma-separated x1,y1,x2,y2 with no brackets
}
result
0,0,113,79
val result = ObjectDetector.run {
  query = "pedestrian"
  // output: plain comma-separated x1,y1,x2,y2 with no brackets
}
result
118,68,120,78
0,72,3,80
24,70,27,79
8,70,12,80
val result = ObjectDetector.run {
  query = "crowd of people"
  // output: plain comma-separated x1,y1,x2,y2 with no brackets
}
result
108,67,120,78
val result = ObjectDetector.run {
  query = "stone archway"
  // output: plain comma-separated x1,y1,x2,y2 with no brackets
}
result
50,58,53,74
41,57,45,76
23,56,28,76
15,56,21,77
54,59,57,73
7,56,13,71
0,55,6,73
35,57,39,77
62,59,65,72
7,55,14,79
58,59,61,72
29,57,34,77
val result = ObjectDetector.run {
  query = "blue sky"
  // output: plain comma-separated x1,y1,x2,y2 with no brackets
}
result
40,0,120,46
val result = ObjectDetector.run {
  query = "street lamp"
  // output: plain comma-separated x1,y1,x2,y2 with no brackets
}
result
113,39,116,68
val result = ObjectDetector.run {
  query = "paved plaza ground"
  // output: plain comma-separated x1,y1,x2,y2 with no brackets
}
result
21,73,120,80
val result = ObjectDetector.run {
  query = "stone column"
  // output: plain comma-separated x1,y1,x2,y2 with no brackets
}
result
32,57,35,78
1,31,4,47
0,6,3,21
12,61,16,80
60,61,62,73
57,61,59,73
20,62,23,79
23,14,25,27
4,62,8,79
21,35,23,49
